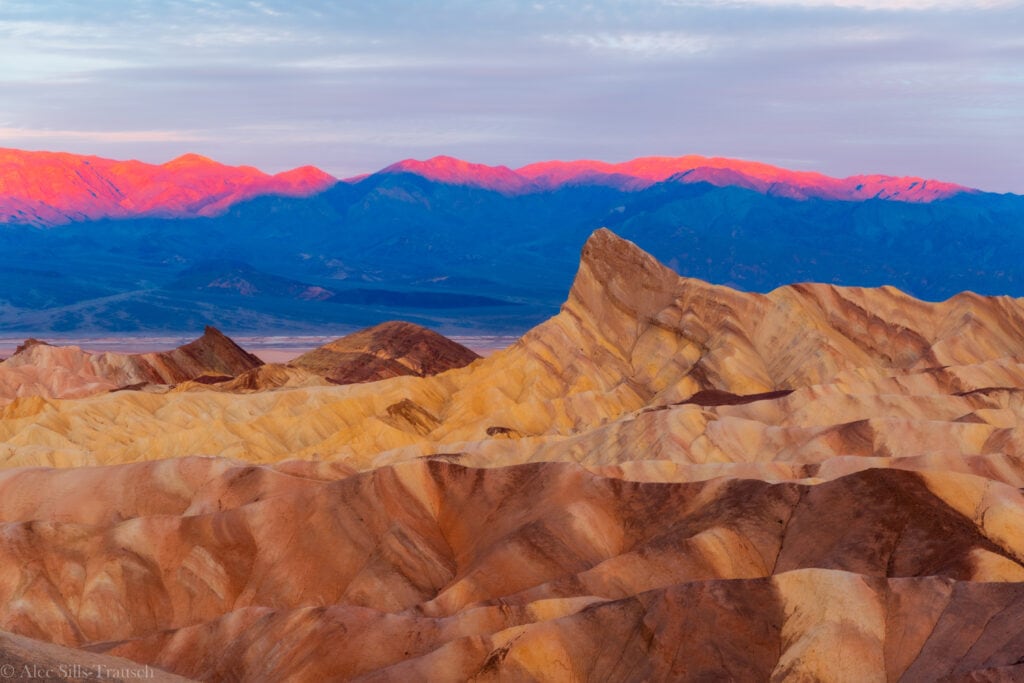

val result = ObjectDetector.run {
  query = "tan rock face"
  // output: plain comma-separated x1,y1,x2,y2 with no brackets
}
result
2,229,1024,680
0,326,263,405
171,363,330,394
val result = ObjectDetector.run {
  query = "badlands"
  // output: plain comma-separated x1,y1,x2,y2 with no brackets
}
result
1,229,1024,680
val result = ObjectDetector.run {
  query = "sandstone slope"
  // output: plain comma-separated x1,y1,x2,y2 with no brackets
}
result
0,326,263,404
1,459,1023,680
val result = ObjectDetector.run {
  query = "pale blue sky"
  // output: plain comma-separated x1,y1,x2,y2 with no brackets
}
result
1,0,1022,192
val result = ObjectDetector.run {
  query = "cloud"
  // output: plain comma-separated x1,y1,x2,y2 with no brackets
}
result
223,122,512,147
0,127,205,144
285,55,439,71
665,0,1021,8
0,19,98,40
170,26,304,49
551,31,714,56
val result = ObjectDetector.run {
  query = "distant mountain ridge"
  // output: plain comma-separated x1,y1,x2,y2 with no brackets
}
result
1,149,983,228
0,147,1021,334
0,148,336,226
385,154,974,202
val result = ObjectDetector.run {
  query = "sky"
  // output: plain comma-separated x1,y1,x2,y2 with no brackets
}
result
0,0,1022,193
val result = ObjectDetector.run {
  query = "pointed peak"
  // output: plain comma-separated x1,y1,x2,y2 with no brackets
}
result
579,228,677,281
565,228,684,327
176,327,264,371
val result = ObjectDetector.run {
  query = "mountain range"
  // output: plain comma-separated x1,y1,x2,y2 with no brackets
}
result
0,148,335,226
1,147,1021,334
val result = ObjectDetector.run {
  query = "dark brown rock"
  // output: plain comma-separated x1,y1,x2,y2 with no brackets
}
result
291,321,480,384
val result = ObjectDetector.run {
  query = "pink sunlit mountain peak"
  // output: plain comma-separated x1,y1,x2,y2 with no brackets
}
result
0,147,979,228
0,148,337,227
516,155,974,201
370,153,974,202
272,165,338,193
163,152,220,168
381,156,533,194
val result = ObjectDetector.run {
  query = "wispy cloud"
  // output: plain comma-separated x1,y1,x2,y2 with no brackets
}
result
285,55,438,71
248,1,283,17
665,0,1021,8
224,122,511,147
0,127,206,144
170,26,304,49
552,31,714,56
0,19,99,40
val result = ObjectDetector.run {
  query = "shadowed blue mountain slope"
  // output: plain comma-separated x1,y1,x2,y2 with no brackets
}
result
1,173,1021,334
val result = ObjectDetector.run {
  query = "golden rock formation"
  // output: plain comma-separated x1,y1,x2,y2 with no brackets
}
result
2,229,1024,680
0,326,262,405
